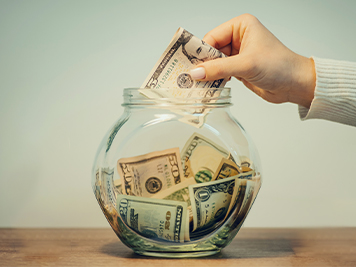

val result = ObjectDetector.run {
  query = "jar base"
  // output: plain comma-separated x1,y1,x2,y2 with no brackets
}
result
134,249,221,258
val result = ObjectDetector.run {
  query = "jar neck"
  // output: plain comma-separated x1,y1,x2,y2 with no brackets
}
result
122,88,232,109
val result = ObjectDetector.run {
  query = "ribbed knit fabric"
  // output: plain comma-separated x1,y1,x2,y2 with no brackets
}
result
299,57,356,127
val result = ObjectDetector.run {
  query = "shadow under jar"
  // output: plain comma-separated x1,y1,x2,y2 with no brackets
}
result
92,88,262,258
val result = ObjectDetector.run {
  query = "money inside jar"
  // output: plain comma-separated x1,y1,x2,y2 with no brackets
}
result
108,132,260,242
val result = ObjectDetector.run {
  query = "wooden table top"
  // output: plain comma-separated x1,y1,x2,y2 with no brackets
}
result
1,227,355,266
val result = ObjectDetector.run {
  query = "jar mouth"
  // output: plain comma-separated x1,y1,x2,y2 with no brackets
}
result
122,88,232,108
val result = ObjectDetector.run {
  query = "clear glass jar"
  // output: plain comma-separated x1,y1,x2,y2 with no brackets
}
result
92,88,262,258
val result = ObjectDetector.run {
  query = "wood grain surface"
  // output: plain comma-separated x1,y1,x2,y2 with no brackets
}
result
0,227,355,266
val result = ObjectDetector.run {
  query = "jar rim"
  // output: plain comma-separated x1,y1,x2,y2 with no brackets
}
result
122,87,232,108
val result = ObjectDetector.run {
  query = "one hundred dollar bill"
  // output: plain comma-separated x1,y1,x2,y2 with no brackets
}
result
140,27,229,127
116,194,188,243
189,176,236,233
117,147,185,197
181,132,229,182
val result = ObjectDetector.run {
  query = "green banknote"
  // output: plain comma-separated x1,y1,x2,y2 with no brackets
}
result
117,194,188,243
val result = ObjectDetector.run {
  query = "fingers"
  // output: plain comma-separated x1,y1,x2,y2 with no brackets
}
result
219,44,232,56
191,55,247,81
194,14,299,106
203,14,258,51
203,18,239,50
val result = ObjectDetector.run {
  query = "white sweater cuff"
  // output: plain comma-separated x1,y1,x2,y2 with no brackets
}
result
299,57,356,127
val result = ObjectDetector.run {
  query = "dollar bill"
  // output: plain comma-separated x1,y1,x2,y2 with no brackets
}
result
140,27,229,127
181,132,229,182
252,175,262,201
233,179,256,227
101,167,117,207
152,177,196,223
97,195,121,234
212,158,242,181
95,168,113,209
239,155,254,173
247,174,262,213
227,153,238,165
224,171,254,220
189,176,236,233
94,168,101,192
94,169,121,234
225,178,246,221
228,175,261,231
116,194,188,243
241,166,253,173
141,27,227,90
117,147,185,197
114,179,123,195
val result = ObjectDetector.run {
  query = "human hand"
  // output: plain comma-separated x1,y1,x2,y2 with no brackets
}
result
190,14,316,108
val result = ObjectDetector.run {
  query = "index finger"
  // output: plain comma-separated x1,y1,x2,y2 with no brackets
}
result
203,14,255,52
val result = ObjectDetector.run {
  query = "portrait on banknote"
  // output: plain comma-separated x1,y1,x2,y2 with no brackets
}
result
182,37,224,64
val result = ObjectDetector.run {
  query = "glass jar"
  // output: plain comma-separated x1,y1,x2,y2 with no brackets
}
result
92,88,262,258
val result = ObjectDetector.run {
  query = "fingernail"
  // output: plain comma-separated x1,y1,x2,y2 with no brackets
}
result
190,67,206,80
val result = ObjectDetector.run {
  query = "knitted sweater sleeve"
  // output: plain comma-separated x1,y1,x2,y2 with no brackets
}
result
299,57,356,127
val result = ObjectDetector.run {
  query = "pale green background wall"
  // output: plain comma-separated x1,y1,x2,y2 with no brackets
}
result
1,0,355,228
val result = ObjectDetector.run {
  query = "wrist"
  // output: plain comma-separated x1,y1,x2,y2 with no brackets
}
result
290,55,316,108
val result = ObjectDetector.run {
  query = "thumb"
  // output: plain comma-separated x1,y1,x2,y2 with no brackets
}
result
190,55,247,81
